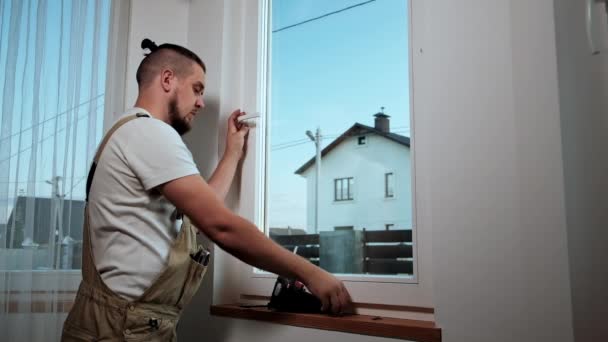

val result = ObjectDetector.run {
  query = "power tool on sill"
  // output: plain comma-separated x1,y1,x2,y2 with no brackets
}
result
267,276,323,314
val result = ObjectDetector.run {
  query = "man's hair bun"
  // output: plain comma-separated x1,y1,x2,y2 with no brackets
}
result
141,38,158,55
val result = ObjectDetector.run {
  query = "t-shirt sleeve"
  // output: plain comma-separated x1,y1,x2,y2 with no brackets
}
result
122,119,200,191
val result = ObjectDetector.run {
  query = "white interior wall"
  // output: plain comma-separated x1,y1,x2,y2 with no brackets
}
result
423,1,573,341
123,0,190,110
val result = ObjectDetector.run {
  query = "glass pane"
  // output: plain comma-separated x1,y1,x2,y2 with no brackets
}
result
267,0,413,276
386,173,394,197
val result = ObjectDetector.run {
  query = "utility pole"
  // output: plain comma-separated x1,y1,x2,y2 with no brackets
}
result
46,176,65,199
306,128,322,234
46,176,64,269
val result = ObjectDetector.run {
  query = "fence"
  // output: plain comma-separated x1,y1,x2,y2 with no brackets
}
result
270,229,413,275
270,233,320,266
363,229,413,274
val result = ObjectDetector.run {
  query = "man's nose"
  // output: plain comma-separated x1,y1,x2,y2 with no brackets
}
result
196,97,205,109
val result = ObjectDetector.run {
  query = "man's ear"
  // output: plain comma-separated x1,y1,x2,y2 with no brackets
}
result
160,68,175,93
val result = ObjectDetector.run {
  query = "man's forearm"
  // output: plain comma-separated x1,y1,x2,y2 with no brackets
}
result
213,212,319,283
208,154,239,200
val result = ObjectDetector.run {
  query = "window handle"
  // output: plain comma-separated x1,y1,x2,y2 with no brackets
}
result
587,0,608,55
237,112,261,127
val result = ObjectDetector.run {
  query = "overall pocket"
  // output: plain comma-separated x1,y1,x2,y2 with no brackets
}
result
175,256,207,309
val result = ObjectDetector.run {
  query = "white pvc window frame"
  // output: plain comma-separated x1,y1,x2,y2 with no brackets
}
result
235,0,433,310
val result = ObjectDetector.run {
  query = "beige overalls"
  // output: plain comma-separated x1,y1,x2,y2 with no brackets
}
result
61,114,207,341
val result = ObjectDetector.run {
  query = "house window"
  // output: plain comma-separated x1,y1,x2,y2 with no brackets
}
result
234,0,432,309
385,224,395,230
334,226,354,231
334,177,354,201
385,172,395,198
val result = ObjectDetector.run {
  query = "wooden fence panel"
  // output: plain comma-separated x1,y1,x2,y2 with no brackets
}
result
271,234,320,245
365,259,413,274
363,230,412,243
270,230,414,274
288,246,319,258
365,245,413,259
270,234,320,265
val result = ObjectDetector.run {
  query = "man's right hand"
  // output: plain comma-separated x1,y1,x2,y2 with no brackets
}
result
223,109,249,161
303,267,353,315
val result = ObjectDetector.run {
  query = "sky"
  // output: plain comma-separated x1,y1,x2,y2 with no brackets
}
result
267,0,411,229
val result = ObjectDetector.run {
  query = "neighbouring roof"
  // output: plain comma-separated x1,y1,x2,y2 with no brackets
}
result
294,123,410,175
4,196,85,247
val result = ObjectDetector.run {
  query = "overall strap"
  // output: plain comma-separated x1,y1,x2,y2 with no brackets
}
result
79,113,150,294
85,113,149,201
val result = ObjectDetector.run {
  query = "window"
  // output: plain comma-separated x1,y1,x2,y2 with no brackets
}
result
0,1,114,271
385,224,395,230
357,136,367,145
0,1,127,338
334,226,354,231
234,0,432,310
334,177,354,201
385,172,395,198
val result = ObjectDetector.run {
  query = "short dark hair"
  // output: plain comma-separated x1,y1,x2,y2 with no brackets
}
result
136,39,206,88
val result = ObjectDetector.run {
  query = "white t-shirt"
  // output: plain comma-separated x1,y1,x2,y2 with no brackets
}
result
88,107,200,300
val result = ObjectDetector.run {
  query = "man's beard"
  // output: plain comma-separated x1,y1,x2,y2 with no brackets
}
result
168,95,191,136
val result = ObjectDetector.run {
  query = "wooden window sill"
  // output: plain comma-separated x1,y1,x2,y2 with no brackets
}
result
210,304,441,342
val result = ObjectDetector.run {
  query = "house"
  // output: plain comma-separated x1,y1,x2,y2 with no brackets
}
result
3,196,85,249
295,112,412,233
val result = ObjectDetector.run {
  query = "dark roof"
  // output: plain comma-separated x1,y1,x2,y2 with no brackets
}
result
269,227,307,236
4,196,85,248
294,123,410,175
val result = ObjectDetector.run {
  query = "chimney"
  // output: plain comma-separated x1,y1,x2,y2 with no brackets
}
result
374,107,390,133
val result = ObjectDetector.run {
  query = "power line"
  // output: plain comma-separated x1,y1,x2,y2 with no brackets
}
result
272,0,377,33
272,140,311,151
65,176,86,196
272,138,310,148
270,129,410,151
0,176,86,185
0,93,105,145
0,103,104,166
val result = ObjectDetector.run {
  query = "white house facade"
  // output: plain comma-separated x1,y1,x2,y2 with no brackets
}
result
296,113,412,233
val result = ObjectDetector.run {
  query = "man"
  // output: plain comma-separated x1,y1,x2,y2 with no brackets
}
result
61,40,352,341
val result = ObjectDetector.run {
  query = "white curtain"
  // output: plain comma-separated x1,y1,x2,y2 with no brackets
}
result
0,0,112,340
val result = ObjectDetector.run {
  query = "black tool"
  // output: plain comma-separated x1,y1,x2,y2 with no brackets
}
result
191,247,210,266
267,276,322,313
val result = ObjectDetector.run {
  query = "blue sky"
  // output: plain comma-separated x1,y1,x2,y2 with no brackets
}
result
267,0,411,229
